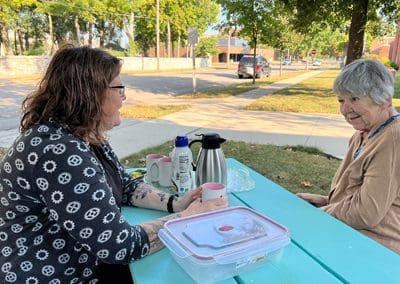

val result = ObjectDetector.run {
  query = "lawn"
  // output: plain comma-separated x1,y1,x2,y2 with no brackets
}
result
177,70,309,99
118,69,311,118
120,141,340,196
4,68,400,195
245,69,400,113
120,104,191,119
0,140,339,196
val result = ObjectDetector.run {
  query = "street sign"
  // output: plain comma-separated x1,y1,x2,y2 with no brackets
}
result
188,27,198,45
311,49,317,55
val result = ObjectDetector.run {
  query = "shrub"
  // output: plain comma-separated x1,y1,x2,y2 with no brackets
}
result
363,54,399,70
363,53,380,61
23,46,45,55
103,49,130,57
390,61,399,71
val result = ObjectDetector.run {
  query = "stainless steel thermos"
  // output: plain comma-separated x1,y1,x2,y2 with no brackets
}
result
189,133,227,187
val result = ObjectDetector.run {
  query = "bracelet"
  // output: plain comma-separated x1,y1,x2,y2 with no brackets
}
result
167,195,175,213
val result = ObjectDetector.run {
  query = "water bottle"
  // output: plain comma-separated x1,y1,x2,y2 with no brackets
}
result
171,136,193,194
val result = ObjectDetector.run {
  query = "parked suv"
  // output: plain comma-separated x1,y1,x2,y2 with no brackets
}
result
237,55,271,78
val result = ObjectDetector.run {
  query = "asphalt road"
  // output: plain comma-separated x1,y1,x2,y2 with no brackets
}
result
0,64,307,142
122,64,301,97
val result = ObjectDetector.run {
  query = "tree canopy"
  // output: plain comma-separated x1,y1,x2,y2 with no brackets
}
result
0,0,219,56
283,0,400,65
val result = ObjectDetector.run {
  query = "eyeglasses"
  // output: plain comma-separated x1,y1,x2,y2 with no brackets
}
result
109,85,125,98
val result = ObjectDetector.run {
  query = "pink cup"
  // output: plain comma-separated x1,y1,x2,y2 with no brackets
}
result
201,182,226,201
158,156,172,187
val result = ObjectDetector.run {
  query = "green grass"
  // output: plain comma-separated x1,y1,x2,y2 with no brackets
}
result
244,70,340,113
120,104,191,119
120,141,340,196
244,70,400,113
394,73,400,99
177,70,309,99
2,142,339,195
5,68,400,196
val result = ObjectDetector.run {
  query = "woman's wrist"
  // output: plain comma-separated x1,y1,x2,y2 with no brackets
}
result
167,194,180,213
167,195,175,213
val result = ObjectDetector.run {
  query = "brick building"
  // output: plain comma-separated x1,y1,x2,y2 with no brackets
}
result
212,37,275,63
369,34,400,66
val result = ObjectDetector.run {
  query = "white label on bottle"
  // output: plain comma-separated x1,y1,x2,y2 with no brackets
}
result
172,150,192,193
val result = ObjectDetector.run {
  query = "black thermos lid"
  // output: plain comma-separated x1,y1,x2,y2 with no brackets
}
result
201,133,226,149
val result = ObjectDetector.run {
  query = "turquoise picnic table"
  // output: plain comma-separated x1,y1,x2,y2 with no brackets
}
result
122,158,400,283
227,158,400,284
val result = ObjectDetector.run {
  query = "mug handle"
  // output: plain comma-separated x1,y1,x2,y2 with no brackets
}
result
149,162,159,181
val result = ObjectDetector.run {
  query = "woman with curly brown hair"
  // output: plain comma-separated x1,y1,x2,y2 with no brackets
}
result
0,45,227,283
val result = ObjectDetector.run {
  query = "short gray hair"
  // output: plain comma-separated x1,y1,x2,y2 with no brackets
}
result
333,58,394,104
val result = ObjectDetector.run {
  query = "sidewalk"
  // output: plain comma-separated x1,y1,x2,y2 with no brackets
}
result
109,71,354,159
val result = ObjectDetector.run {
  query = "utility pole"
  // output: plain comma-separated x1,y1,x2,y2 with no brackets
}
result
156,0,160,70
188,27,198,94
227,31,231,69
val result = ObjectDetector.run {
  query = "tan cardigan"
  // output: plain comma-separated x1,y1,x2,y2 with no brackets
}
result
322,119,400,254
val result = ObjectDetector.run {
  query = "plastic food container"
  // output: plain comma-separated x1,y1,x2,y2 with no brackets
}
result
158,206,290,284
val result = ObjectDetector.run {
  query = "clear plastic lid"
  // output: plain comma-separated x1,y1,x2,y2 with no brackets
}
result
162,206,289,260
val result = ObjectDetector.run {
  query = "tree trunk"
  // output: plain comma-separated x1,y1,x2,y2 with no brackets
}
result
99,20,105,48
48,14,55,54
0,24,13,55
345,0,368,65
74,16,81,46
252,39,257,85
167,21,171,57
17,29,24,53
99,30,104,47
227,31,231,68
128,12,135,56
14,30,18,55
25,32,29,50
88,23,93,46
178,36,181,57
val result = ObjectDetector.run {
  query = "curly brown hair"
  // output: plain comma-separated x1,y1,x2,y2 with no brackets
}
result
20,44,122,144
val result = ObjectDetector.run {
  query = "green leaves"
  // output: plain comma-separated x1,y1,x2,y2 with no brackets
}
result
1,0,220,55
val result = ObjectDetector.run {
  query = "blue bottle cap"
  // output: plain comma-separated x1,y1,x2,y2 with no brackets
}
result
175,136,189,147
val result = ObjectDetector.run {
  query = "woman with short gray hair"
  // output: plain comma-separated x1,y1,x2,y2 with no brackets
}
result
298,58,400,254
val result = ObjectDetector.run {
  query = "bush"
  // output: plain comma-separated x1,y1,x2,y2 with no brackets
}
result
103,48,130,57
363,54,399,71
363,53,380,61
390,61,399,71
23,46,45,56
379,56,391,68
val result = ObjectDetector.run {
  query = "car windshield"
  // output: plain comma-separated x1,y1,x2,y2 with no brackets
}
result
240,56,266,65
240,57,255,64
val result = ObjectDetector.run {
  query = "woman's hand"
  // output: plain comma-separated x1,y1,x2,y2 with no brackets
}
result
173,186,202,212
181,195,228,217
296,192,328,207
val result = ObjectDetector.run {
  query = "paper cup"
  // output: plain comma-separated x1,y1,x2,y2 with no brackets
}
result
202,182,226,201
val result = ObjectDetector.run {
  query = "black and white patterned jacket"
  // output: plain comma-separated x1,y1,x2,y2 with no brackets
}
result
0,120,149,283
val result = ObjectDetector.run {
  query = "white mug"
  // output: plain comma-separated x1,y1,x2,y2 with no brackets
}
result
158,156,173,187
146,154,165,183
202,182,227,201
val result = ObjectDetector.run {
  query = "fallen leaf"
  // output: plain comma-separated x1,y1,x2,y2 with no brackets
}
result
301,180,313,188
